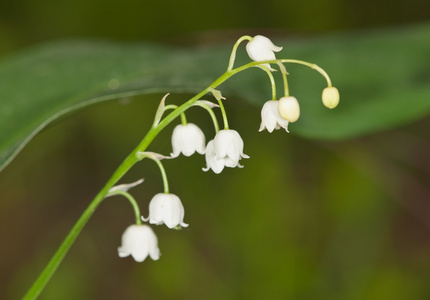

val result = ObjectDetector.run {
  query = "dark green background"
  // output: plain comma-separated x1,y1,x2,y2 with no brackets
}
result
1,0,430,299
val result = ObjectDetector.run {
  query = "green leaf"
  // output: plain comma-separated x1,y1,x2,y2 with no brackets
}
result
1,23,429,172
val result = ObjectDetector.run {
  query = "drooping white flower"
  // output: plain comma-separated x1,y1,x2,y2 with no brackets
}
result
171,123,206,157
118,224,160,262
214,130,249,166
143,193,188,229
203,130,249,174
259,100,290,133
246,35,283,71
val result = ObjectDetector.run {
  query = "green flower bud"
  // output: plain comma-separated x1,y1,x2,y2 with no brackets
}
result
322,87,339,109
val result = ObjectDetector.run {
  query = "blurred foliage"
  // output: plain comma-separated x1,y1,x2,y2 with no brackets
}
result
0,0,430,299
1,24,430,172
1,0,430,54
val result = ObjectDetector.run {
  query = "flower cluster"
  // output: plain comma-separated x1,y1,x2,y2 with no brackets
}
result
245,35,339,132
115,34,339,263
21,32,343,300
116,99,249,262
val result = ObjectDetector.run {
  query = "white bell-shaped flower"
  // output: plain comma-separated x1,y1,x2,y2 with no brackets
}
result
143,193,189,229
246,35,283,71
203,130,249,174
259,100,290,133
171,123,206,157
117,224,160,262
213,130,249,166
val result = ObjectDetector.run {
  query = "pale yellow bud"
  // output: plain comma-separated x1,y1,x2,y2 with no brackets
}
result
322,87,339,109
278,96,300,123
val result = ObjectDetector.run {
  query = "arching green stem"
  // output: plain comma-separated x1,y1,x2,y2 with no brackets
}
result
227,35,253,71
135,153,170,194
276,61,289,97
109,191,142,224
259,65,277,100
180,112,187,125
194,101,220,133
232,59,333,87
151,158,170,194
217,98,229,130
157,104,187,126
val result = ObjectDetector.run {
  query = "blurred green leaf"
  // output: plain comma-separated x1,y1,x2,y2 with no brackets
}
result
1,23,429,172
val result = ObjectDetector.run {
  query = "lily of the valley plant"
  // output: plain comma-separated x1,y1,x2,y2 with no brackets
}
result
23,35,339,300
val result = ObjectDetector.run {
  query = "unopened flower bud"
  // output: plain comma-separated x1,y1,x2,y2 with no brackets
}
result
278,96,300,123
322,87,339,109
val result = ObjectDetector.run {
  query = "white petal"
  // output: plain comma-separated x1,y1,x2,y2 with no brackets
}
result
131,248,150,262
148,194,165,224
259,101,278,133
210,161,226,174
149,247,161,261
178,125,193,156
258,121,266,132
276,116,290,132
162,194,184,229
117,247,130,258
213,130,229,159
223,156,238,168
203,140,226,174
171,125,185,157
